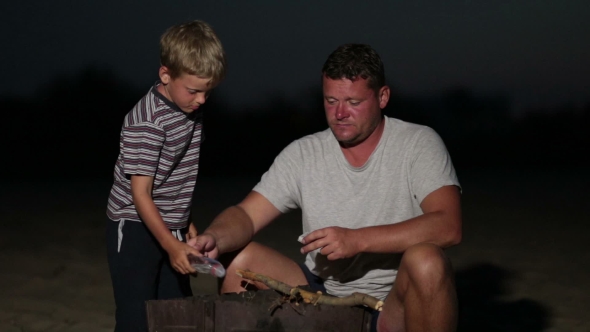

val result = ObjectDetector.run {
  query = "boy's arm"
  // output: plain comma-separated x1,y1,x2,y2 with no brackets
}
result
130,174,200,274
187,222,198,239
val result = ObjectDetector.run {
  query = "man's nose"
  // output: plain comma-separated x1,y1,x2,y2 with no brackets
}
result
335,104,349,120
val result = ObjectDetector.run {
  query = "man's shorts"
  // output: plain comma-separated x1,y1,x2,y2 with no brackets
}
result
299,264,380,332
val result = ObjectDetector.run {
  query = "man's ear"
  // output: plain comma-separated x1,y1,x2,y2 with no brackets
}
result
159,66,171,84
378,86,390,109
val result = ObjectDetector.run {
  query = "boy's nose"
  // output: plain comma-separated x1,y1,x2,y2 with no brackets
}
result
195,93,206,105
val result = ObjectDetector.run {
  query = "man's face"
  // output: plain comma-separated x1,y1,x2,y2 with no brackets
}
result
158,67,212,114
323,76,389,147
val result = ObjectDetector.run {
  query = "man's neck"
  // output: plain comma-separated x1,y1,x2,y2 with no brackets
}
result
340,118,385,168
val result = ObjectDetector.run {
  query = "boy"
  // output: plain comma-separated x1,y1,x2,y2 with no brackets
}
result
106,20,226,331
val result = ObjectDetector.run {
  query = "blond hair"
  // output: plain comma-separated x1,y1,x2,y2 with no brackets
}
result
160,20,226,86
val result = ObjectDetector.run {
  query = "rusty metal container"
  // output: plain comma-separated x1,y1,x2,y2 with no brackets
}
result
147,290,372,331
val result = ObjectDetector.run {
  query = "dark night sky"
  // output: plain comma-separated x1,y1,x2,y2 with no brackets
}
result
2,1,589,112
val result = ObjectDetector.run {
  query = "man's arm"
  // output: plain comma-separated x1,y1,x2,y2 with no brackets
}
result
193,191,282,258
130,174,200,274
301,185,462,260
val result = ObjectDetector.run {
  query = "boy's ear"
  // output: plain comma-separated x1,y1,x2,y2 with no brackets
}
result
159,66,171,84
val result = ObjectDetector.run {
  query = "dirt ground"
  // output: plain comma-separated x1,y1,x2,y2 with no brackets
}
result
0,169,588,331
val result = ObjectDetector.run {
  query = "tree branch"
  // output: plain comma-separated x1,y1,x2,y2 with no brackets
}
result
236,269,383,311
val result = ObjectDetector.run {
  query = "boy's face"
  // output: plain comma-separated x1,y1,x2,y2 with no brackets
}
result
157,66,212,113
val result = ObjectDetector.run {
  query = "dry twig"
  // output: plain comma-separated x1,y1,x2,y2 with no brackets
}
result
236,269,383,311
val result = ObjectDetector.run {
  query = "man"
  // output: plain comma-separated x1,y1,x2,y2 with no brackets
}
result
192,44,462,332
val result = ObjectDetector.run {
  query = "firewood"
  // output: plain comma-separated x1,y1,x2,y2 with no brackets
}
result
236,269,383,311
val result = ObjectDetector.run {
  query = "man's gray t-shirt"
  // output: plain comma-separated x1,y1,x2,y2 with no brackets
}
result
253,116,460,300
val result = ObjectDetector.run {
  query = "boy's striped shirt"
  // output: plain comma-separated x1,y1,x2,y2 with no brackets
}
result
107,83,202,229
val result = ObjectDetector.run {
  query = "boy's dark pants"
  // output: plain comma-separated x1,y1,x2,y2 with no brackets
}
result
106,218,192,332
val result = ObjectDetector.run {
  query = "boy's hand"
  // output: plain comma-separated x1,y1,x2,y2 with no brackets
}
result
165,238,201,275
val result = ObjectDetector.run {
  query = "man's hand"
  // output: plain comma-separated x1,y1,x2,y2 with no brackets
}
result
187,233,220,260
300,227,361,260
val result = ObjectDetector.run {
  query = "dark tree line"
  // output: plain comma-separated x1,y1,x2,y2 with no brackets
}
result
2,66,588,181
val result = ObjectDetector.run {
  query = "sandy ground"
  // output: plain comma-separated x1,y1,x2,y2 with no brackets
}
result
0,169,588,331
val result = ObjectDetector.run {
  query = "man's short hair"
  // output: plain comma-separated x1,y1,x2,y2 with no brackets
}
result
160,20,226,86
322,44,385,93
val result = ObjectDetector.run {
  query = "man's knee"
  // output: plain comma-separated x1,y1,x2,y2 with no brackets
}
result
220,242,307,294
222,241,261,270
400,243,453,286
219,242,274,293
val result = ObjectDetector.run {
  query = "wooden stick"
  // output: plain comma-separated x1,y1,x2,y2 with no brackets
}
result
236,269,383,311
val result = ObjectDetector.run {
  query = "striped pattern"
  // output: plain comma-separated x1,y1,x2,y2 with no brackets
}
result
107,83,202,229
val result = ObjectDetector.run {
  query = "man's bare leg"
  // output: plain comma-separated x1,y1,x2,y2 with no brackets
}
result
377,243,458,332
220,241,308,293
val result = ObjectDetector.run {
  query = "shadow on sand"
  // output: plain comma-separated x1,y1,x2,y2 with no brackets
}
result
456,263,550,332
